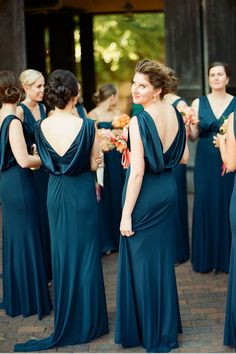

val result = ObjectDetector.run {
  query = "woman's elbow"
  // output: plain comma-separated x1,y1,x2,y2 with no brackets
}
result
18,160,30,168
225,160,236,172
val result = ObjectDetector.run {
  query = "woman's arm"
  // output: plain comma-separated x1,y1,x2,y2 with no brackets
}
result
16,105,24,122
214,112,236,171
9,119,42,168
120,116,145,237
188,98,200,141
179,138,190,164
90,125,101,171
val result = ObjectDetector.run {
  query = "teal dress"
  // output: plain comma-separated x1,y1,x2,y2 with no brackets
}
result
18,102,52,281
224,110,236,347
0,115,51,319
192,96,236,273
76,102,87,119
172,98,189,263
115,110,185,353
97,121,126,254
14,117,109,352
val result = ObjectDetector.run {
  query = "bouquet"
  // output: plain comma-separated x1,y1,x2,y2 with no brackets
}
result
180,106,199,126
97,128,116,152
97,114,131,169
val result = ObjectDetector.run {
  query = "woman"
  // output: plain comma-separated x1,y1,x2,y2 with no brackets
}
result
17,69,51,282
0,70,51,319
189,62,236,273
14,69,108,352
88,83,126,255
115,59,189,352
164,69,190,264
213,109,236,348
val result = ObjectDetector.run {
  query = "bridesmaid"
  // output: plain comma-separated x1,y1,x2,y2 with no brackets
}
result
189,62,236,273
17,69,52,282
0,70,51,318
164,70,190,264
213,108,236,348
88,84,126,255
115,59,189,352
14,69,108,352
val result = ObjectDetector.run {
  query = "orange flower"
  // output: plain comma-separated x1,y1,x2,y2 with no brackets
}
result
112,114,130,129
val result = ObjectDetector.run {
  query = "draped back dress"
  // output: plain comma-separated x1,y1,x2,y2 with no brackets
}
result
115,109,186,352
14,117,109,352
0,115,51,318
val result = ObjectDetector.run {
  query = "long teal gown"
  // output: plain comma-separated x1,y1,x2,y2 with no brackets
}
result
0,115,51,319
14,117,109,352
192,96,236,273
18,102,52,281
97,121,126,254
224,110,236,348
172,98,190,263
115,110,185,353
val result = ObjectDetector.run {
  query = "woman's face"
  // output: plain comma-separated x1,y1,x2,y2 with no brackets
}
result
131,72,158,107
109,92,119,107
208,65,229,91
24,75,45,102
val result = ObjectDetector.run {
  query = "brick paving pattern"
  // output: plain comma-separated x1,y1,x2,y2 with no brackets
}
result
0,195,234,352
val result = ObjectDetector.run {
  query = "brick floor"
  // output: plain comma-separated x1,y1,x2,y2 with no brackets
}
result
0,195,233,353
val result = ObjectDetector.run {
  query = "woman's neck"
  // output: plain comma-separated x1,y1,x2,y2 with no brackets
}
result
209,89,228,98
0,103,17,117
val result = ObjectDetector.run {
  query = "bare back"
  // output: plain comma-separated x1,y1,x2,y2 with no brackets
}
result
145,102,179,153
40,113,83,157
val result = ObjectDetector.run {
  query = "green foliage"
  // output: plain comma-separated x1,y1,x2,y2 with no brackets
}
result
93,13,165,86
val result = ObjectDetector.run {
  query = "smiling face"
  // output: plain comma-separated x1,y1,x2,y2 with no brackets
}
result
208,65,229,91
24,75,45,102
131,72,161,108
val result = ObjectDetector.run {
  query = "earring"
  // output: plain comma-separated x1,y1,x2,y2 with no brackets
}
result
25,94,33,104
153,96,157,103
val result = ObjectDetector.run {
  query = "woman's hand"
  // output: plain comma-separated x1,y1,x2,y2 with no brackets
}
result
96,151,104,167
120,214,134,237
213,133,226,148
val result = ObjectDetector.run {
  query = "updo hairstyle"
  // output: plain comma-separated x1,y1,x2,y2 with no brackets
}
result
44,69,79,110
19,69,43,87
134,59,177,99
92,83,117,105
208,62,231,78
0,70,21,104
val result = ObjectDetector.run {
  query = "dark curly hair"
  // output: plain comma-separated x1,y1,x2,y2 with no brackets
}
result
44,69,78,109
0,70,21,104
134,59,177,99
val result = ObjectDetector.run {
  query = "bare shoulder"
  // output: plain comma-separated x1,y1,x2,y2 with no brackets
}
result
87,108,98,120
16,105,24,121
